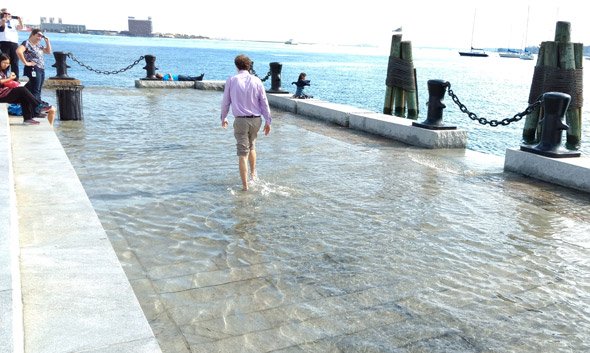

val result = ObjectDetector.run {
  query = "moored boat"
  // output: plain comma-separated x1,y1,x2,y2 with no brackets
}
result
459,10,488,57
459,47,489,57
520,51,534,60
498,49,521,58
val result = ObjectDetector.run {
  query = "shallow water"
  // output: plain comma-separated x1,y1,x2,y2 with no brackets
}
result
55,88,590,352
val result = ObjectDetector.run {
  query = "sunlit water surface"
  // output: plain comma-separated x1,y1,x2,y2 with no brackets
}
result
47,33,590,156
55,87,590,352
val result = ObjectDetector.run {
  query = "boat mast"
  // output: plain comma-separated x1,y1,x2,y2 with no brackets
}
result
522,6,530,51
470,9,477,49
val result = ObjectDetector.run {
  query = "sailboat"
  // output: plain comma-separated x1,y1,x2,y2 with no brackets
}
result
499,49,522,58
498,23,522,58
519,6,534,60
459,9,488,57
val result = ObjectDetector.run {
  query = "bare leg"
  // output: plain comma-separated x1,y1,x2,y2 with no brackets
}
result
249,149,257,180
46,108,56,126
238,155,249,191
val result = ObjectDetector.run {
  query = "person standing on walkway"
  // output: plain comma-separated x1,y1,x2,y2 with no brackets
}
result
0,9,23,80
220,54,272,191
16,29,51,105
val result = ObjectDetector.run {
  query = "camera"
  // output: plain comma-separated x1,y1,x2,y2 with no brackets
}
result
1,13,18,20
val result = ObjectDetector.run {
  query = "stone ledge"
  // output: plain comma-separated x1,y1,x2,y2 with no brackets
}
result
134,79,226,91
350,112,467,149
10,117,162,353
267,94,467,149
0,104,23,353
135,80,195,88
504,148,590,193
195,80,225,91
44,79,82,88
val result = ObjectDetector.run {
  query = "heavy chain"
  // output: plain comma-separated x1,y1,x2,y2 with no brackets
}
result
251,67,271,82
67,53,146,75
259,71,271,82
447,83,543,127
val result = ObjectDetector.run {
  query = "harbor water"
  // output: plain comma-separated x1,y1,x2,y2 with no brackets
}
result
49,33,590,156
47,34,590,352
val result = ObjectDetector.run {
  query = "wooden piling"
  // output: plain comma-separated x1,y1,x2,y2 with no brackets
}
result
566,43,583,150
393,42,410,117
523,21,584,150
383,35,402,115
522,42,547,144
401,41,419,119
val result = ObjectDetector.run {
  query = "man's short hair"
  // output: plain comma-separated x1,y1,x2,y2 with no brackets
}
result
234,54,251,71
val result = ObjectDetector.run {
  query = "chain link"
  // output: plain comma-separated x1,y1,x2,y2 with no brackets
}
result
259,71,271,82
251,68,271,82
66,53,146,75
446,82,543,127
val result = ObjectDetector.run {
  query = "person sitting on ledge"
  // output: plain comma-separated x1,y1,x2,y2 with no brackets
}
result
155,72,204,81
292,72,313,99
0,53,55,125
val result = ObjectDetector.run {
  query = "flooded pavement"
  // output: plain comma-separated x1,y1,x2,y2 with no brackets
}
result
55,88,590,352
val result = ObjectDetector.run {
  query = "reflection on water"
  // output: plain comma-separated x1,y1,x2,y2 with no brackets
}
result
56,88,590,352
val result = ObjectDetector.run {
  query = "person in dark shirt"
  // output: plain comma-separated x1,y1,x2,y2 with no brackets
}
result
292,72,312,98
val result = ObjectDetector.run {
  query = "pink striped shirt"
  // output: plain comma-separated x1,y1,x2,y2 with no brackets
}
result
220,70,272,125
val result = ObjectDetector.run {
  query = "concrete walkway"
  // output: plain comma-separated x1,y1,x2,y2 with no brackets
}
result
0,105,161,353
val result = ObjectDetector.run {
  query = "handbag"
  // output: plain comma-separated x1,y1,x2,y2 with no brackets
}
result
2,80,19,88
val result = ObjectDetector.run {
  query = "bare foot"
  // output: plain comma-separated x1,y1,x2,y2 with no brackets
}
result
47,108,56,126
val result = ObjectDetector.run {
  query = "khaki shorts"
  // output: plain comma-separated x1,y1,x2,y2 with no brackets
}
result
233,117,262,156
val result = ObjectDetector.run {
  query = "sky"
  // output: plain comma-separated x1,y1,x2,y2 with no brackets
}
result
6,0,590,49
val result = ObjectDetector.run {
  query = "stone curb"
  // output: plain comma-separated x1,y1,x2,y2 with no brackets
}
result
0,105,24,353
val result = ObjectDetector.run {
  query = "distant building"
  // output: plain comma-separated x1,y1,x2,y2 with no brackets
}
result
40,17,86,33
127,16,152,36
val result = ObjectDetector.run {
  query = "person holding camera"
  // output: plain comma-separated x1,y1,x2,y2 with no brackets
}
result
17,29,51,106
0,9,23,80
292,72,312,99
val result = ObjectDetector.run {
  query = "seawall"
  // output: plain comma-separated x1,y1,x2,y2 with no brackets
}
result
0,105,162,353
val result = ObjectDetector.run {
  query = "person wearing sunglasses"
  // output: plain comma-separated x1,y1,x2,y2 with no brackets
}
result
16,28,52,110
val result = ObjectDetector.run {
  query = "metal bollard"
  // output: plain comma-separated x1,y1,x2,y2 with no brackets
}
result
521,92,580,158
412,79,456,130
266,62,289,94
51,51,75,80
47,54,83,122
141,55,158,80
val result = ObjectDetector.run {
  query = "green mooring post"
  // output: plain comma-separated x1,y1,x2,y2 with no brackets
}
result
383,35,418,119
401,41,418,119
383,34,402,115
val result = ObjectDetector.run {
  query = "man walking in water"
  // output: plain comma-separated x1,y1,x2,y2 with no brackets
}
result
220,54,272,191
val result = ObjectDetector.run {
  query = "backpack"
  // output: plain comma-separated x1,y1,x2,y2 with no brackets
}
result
7,103,22,116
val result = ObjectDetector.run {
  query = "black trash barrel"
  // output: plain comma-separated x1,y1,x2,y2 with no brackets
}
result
54,81,84,121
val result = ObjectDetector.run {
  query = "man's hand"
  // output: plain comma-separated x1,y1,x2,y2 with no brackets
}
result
263,124,271,136
221,120,228,129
